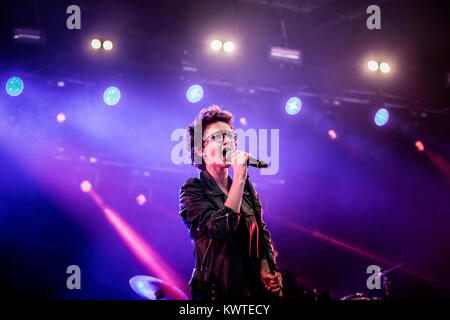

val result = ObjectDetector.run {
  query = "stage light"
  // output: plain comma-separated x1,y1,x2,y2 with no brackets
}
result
374,108,389,126
91,38,101,50
240,117,247,126
186,84,203,103
80,180,92,193
136,194,147,206
56,112,66,123
270,47,301,65
285,97,302,115
57,81,65,87
368,60,379,72
5,77,24,96
103,40,113,51
415,140,424,151
223,41,235,53
328,129,337,140
103,86,121,105
12,27,43,44
380,62,390,73
210,40,222,51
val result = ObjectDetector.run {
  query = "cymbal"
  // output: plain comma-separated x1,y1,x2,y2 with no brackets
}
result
129,275,188,300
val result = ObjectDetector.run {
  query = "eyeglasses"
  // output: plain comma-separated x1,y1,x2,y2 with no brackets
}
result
203,130,238,143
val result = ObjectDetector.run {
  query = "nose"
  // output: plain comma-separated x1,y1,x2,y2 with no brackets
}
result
223,140,234,148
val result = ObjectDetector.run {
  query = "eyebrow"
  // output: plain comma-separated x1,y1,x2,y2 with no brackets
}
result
204,129,233,136
207,129,233,134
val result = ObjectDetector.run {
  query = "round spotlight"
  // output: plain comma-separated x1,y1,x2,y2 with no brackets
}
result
374,108,389,126
368,60,379,72
91,39,102,50
210,40,222,51
80,180,92,193
186,84,204,103
240,117,247,126
136,194,147,206
56,112,66,123
6,77,24,96
328,129,337,140
103,86,121,106
285,97,302,115
223,41,235,53
415,140,424,151
380,62,391,73
103,40,114,51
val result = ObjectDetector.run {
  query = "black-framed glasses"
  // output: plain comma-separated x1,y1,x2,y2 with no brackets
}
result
203,130,237,143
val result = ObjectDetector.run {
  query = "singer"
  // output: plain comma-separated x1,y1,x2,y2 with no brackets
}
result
179,105,283,301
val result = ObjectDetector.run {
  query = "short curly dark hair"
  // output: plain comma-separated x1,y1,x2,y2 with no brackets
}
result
185,105,234,170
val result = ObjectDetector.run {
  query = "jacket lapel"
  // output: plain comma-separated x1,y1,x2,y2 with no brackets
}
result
199,170,257,215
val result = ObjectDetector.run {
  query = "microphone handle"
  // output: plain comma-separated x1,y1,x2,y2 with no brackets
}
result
247,157,268,168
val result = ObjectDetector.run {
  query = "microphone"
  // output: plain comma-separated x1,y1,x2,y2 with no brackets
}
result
223,149,268,168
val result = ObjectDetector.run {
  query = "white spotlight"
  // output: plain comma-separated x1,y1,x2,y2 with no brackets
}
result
91,39,101,50
223,41,235,53
103,40,113,51
380,62,391,73
210,40,222,51
368,60,379,72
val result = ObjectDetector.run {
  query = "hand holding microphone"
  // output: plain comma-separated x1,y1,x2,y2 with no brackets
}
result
224,148,268,169
231,150,250,182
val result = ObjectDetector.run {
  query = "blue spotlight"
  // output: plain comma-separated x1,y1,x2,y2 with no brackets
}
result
103,86,121,106
374,108,389,126
6,77,24,96
285,97,302,115
186,84,203,103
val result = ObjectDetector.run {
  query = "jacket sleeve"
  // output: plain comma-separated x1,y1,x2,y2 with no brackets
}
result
179,178,241,239
250,183,277,270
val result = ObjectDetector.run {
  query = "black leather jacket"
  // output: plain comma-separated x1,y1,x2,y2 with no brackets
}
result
179,169,277,298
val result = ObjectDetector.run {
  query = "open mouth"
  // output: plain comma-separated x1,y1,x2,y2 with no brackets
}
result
222,148,233,160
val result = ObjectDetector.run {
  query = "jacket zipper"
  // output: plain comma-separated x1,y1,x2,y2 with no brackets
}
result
200,238,213,271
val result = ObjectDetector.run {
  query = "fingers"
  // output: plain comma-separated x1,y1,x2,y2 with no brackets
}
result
265,284,281,293
262,273,280,283
276,272,283,288
261,273,277,280
233,150,251,164
269,278,282,287
262,278,283,294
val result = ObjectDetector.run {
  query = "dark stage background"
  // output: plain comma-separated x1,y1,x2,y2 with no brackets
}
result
0,0,449,300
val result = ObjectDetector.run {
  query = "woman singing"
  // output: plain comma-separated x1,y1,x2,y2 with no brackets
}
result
179,105,283,301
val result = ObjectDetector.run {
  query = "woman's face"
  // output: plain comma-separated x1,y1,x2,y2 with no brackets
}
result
201,121,237,169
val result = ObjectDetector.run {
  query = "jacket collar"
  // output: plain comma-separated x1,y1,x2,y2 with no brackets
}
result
199,169,249,196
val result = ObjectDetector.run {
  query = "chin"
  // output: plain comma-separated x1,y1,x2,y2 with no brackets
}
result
214,162,232,169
